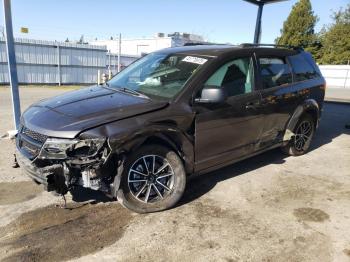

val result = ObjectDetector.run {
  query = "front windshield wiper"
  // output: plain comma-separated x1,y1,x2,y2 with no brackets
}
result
107,84,149,99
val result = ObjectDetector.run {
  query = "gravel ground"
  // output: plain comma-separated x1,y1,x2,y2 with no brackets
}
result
0,87,350,262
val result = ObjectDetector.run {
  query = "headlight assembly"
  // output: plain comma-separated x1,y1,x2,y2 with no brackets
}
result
41,138,77,159
39,138,106,159
69,138,106,157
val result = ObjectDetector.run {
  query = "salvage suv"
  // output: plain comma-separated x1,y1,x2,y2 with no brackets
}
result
16,44,325,213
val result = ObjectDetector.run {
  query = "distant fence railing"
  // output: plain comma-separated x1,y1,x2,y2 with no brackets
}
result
319,65,350,89
0,37,108,85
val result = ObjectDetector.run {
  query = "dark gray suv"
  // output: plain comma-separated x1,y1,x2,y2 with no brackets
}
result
16,44,326,213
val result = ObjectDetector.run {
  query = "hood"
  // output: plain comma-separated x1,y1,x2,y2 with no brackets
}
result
21,86,168,138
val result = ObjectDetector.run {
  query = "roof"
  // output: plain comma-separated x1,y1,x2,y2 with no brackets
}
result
156,45,239,57
156,44,299,58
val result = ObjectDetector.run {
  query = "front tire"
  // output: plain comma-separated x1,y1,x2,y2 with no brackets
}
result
281,114,315,156
117,145,186,213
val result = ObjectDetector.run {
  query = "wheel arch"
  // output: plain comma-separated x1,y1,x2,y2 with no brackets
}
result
283,99,320,142
303,107,319,129
110,130,193,199
135,134,183,158
111,128,194,174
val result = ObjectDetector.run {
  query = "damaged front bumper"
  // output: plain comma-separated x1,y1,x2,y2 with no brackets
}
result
16,127,119,197
16,151,54,186
16,146,118,197
16,151,69,194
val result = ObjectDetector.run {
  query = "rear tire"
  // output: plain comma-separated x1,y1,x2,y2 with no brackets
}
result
117,145,186,213
281,114,315,156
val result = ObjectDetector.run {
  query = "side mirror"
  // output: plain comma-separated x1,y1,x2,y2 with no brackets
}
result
195,86,227,104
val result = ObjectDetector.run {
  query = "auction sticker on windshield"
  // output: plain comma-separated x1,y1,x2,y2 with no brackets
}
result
182,56,208,65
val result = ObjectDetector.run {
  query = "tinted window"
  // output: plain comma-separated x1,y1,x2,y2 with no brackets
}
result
205,57,254,97
288,54,318,82
259,57,292,89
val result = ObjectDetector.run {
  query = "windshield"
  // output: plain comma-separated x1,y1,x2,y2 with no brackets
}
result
108,53,208,100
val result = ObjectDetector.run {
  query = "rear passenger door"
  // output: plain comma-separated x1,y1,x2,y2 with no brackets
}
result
255,53,298,147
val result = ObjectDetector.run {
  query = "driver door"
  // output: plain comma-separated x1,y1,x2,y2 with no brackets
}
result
194,56,264,172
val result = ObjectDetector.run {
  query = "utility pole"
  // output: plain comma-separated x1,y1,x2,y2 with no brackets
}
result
3,0,21,130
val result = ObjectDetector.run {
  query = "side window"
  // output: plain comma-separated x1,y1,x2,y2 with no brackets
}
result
259,57,292,89
288,54,319,82
205,57,254,97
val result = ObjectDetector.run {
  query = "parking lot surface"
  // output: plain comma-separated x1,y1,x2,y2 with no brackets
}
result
0,87,349,262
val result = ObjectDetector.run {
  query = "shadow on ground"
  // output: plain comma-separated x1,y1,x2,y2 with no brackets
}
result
69,186,112,204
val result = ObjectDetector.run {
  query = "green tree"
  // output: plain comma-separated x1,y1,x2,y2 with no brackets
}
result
275,0,319,57
319,5,350,65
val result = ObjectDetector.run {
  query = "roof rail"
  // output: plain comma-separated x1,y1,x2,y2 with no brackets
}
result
239,43,304,51
184,42,207,46
183,42,230,46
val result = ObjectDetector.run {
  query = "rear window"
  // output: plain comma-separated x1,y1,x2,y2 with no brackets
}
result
259,57,293,89
288,54,319,82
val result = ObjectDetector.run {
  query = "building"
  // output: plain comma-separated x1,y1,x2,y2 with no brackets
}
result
90,32,207,56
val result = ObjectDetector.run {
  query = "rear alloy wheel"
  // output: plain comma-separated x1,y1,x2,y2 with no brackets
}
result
294,120,313,151
117,145,186,213
282,114,315,156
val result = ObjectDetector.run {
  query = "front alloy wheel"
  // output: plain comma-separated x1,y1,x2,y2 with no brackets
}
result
117,145,186,213
128,155,175,203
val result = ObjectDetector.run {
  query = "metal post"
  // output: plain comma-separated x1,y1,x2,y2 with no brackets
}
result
108,50,111,75
254,3,264,44
3,0,21,130
117,33,121,72
108,51,111,69
57,43,61,86
244,0,288,44
114,54,117,72
97,69,101,85
344,68,349,89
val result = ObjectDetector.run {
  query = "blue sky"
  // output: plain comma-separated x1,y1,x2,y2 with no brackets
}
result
0,0,348,44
